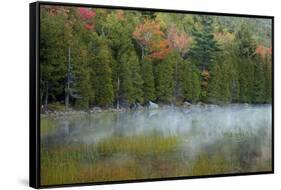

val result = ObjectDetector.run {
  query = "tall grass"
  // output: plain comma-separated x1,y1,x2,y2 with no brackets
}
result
41,134,181,185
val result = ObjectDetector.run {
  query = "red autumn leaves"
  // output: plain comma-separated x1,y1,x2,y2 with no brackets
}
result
78,7,96,30
133,20,193,60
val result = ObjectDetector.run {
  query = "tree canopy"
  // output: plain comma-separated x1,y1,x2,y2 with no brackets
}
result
40,5,272,110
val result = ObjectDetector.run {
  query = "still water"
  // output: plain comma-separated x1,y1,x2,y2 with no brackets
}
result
41,104,272,184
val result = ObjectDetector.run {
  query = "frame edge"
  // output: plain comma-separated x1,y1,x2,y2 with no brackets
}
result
30,1,40,189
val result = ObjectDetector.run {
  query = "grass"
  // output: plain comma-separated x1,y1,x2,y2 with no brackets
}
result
41,134,181,185
40,116,272,186
97,133,179,157
41,129,272,186
40,117,57,136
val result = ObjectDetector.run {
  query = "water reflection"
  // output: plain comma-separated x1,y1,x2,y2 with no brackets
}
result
41,104,272,183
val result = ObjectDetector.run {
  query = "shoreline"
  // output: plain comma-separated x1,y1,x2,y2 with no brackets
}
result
40,103,272,119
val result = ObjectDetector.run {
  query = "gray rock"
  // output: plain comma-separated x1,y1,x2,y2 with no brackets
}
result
183,101,192,108
91,107,102,113
148,101,159,109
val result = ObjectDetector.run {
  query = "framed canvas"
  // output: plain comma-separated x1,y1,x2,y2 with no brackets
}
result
29,1,274,188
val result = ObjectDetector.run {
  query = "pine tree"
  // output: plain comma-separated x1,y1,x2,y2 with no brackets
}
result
208,62,222,103
189,16,221,71
141,59,156,103
119,50,134,106
235,24,257,58
129,51,144,104
220,62,232,103
234,24,258,103
154,54,174,103
238,58,255,103
93,38,114,107
253,61,266,103
40,8,68,107
264,55,272,103
183,60,201,103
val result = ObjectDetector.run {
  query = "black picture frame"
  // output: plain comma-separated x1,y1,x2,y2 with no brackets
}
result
30,1,274,188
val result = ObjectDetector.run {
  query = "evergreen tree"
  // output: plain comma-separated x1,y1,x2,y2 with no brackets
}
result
253,61,266,103
183,60,201,103
235,24,257,58
264,55,272,103
234,24,258,103
129,51,144,104
220,62,232,103
238,58,255,103
189,16,221,70
93,37,114,107
40,8,68,107
39,7,272,109
155,54,175,103
141,59,156,103
208,62,223,103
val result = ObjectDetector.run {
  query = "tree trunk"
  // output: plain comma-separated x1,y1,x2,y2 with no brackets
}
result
136,40,145,60
44,81,48,107
65,47,71,108
116,77,120,109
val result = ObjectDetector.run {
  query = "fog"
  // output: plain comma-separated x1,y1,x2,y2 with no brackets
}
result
41,104,272,177
43,104,271,155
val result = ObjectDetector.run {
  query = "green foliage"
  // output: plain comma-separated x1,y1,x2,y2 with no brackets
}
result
141,59,156,103
183,60,201,103
93,37,114,107
238,58,255,103
40,6,272,110
154,54,175,103
40,9,68,105
235,24,257,58
253,61,266,103
129,51,144,104
264,56,272,103
190,16,221,70
208,62,223,103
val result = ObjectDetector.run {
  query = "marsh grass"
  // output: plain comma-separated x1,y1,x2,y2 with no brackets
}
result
41,134,181,185
40,105,272,186
40,118,57,136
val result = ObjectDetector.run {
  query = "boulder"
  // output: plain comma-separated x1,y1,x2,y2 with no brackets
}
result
183,101,192,108
148,101,159,109
91,107,102,113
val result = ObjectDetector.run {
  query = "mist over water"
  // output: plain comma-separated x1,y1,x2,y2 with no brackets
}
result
41,104,272,182
43,104,272,145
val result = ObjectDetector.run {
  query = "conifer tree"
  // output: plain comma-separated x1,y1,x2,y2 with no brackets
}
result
189,16,220,71
141,59,156,103
183,61,201,103
93,37,114,107
253,61,266,103
208,62,222,103
155,54,174,103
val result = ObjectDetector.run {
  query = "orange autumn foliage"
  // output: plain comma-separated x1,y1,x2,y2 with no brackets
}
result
133,20,171,60
167,26,192,55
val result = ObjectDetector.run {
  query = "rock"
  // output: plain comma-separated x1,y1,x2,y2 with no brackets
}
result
197,102,207,107
183,101,192,108
131,103,144,110
208,104,219,108
244,103,249,107
148,101,159,109
136,103,144,110
91,107,102,113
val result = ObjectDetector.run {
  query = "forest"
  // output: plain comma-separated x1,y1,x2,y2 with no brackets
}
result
40,5,272,110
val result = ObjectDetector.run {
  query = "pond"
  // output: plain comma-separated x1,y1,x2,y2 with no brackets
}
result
40,104,272,185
